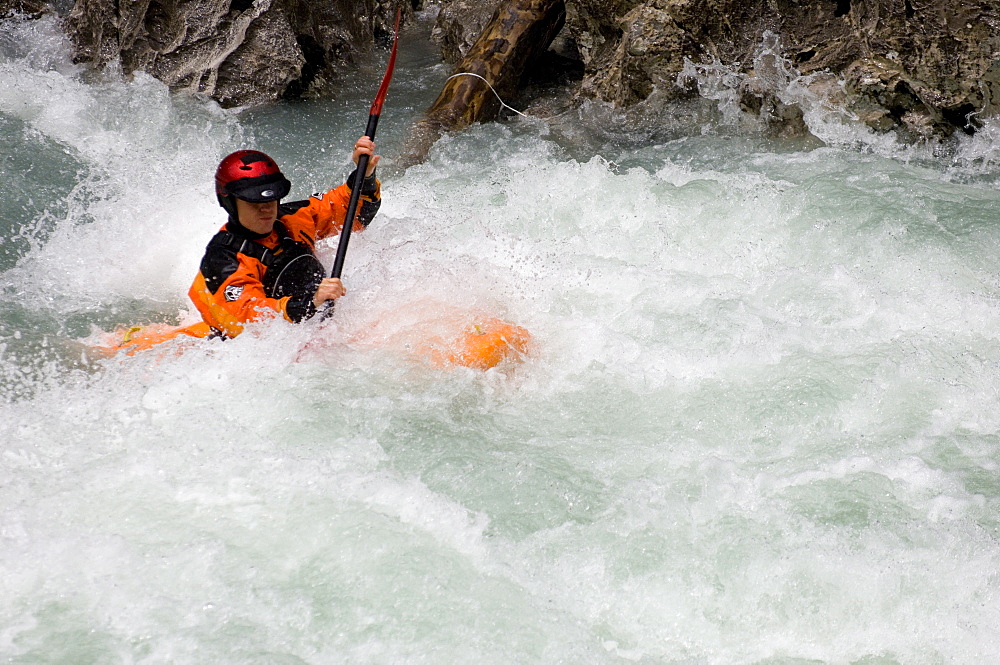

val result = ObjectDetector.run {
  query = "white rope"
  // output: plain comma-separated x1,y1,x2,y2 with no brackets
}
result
445,72,528,118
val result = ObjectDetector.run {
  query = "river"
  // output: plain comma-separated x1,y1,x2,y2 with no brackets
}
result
2,8,999,665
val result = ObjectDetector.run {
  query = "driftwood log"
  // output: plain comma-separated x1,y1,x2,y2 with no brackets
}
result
396,0,565,169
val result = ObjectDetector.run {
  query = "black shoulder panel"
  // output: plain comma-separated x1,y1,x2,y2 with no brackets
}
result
278,200,311,217
200,242,240,295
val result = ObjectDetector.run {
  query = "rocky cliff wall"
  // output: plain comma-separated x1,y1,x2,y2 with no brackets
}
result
434,0,1000,140
4,0,998,139
567,0,1000,139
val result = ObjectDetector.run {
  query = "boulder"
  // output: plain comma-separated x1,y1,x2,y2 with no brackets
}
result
563,0,1000,139
62,0,403,107
430,0,501,63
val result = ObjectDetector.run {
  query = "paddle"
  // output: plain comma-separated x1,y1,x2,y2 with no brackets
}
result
329,6,401,281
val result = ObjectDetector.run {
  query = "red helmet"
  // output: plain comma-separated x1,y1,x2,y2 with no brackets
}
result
215,150,291,204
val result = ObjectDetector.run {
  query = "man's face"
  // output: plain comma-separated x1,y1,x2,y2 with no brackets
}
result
235,198,279,233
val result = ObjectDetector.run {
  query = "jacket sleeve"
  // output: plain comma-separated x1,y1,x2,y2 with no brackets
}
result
188,250,299,338
282,170,381,242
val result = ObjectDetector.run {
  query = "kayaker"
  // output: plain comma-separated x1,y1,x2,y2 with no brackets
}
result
188,136,381,339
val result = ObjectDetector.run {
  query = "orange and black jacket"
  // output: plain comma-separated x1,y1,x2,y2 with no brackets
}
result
189,172,380,338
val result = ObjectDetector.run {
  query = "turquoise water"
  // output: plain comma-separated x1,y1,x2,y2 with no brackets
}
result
3,10,1000,665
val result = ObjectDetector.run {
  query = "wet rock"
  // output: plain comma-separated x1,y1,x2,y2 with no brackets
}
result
430,0,501,63
62,0,403,108
0,0,52,18
563,0,1000,139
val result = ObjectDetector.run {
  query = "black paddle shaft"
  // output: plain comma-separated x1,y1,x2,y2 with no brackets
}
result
330,113,380,279
320,7,400,321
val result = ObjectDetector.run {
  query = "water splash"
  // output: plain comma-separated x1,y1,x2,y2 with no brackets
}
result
676,31,954,160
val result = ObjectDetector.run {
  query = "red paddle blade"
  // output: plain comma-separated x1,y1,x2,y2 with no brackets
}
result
370,7,402,117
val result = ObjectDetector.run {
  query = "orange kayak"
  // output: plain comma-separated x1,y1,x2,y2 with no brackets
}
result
408,316,531,370
100,321,216,355
94,313,531,370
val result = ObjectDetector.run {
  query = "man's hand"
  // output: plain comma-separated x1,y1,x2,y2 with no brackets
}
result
352,136,380,177
312,277,346,308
